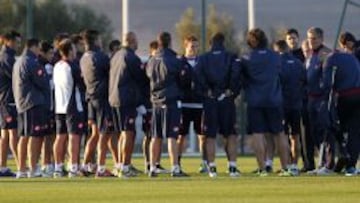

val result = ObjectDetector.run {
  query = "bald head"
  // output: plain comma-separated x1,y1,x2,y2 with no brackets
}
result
124,32,138,51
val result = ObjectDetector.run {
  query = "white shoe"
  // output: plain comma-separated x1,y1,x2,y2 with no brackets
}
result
316,167,332,176
229,167,241,177
41,166,54,178
208,166,217,178
27,171,42,178
306,169,318,175
16,171,28,179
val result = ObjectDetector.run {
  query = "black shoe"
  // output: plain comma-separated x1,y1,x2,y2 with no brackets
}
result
171,170,189,177
148,171,158,178
334,157,348,173
265,166,273,173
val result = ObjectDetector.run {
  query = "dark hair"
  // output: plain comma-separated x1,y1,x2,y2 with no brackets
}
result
71,34,82,45
3,30,21,41
81,29,99,46
39,41,53,54
26,38,39,49
58,39,73,57
273,40,288,52
339,32,356,45
211,32,225,45
158,32,171,48
108,39,121,52
286,28,299,37
149,40,158,50
247,28,268,49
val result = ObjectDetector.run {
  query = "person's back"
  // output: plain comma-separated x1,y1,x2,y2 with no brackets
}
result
242,48,282,107
323,52,360,94
146,47,184,105
109,46,144,108
280,53,306,110
197,43,237,99
80,47,109,104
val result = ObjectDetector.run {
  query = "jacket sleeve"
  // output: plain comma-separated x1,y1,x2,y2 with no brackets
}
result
194,55,209,99
322,55,336,98
229,56,242,98
3,54,15,79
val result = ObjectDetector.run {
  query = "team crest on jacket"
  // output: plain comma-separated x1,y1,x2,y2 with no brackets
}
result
37,69,43,76
173,126,179,132
129,118,134,124
5,116,12,123
78,123,84,129
34,125,41,131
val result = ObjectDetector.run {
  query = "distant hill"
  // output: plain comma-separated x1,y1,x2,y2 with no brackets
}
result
64,0,360,55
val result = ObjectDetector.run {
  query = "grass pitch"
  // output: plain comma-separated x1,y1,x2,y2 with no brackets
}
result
0,157,359,203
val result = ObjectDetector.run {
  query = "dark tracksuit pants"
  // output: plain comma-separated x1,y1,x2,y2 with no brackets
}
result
307,97,336,169
337,94,360,169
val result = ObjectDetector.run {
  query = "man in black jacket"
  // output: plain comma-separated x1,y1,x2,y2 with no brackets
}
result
146,32,189,177
13,39,50,178
0,30,21,177
109,32,147,178
80,30,114,177
195,33,241,178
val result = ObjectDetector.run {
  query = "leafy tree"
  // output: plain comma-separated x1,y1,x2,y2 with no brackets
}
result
0,0,113,45
175,4,240,54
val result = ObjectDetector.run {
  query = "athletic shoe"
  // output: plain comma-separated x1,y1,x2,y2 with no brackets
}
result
257,170,268,177
229,167,241,177
345,167,358,177
129,165,142,175
148,170,158,178
95,169,114,178
41,166,54,178
334,157,348,173
252,168,260,173
118,169,137,179
278,169,292,177
53,170,65,178
79,168,91,177
316,167,332,176
154,165,169,174
208,166,217,178
0,168,16,177
306,168,318,175
16,171,28,179
28,166,42,178
198,163,208,173
171,170,189,177
68,171,84,178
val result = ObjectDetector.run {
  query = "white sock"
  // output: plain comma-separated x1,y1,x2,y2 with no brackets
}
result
150,165,157,172
202,160,208,165
0,167,8,172
228,161,237,168
97,165,105,173
55,163,63,172
122,165,129,172
115,163,122,170
208,162,216,167
265,160,273,167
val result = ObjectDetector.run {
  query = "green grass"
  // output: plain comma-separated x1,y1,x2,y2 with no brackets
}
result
0,157,359,203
